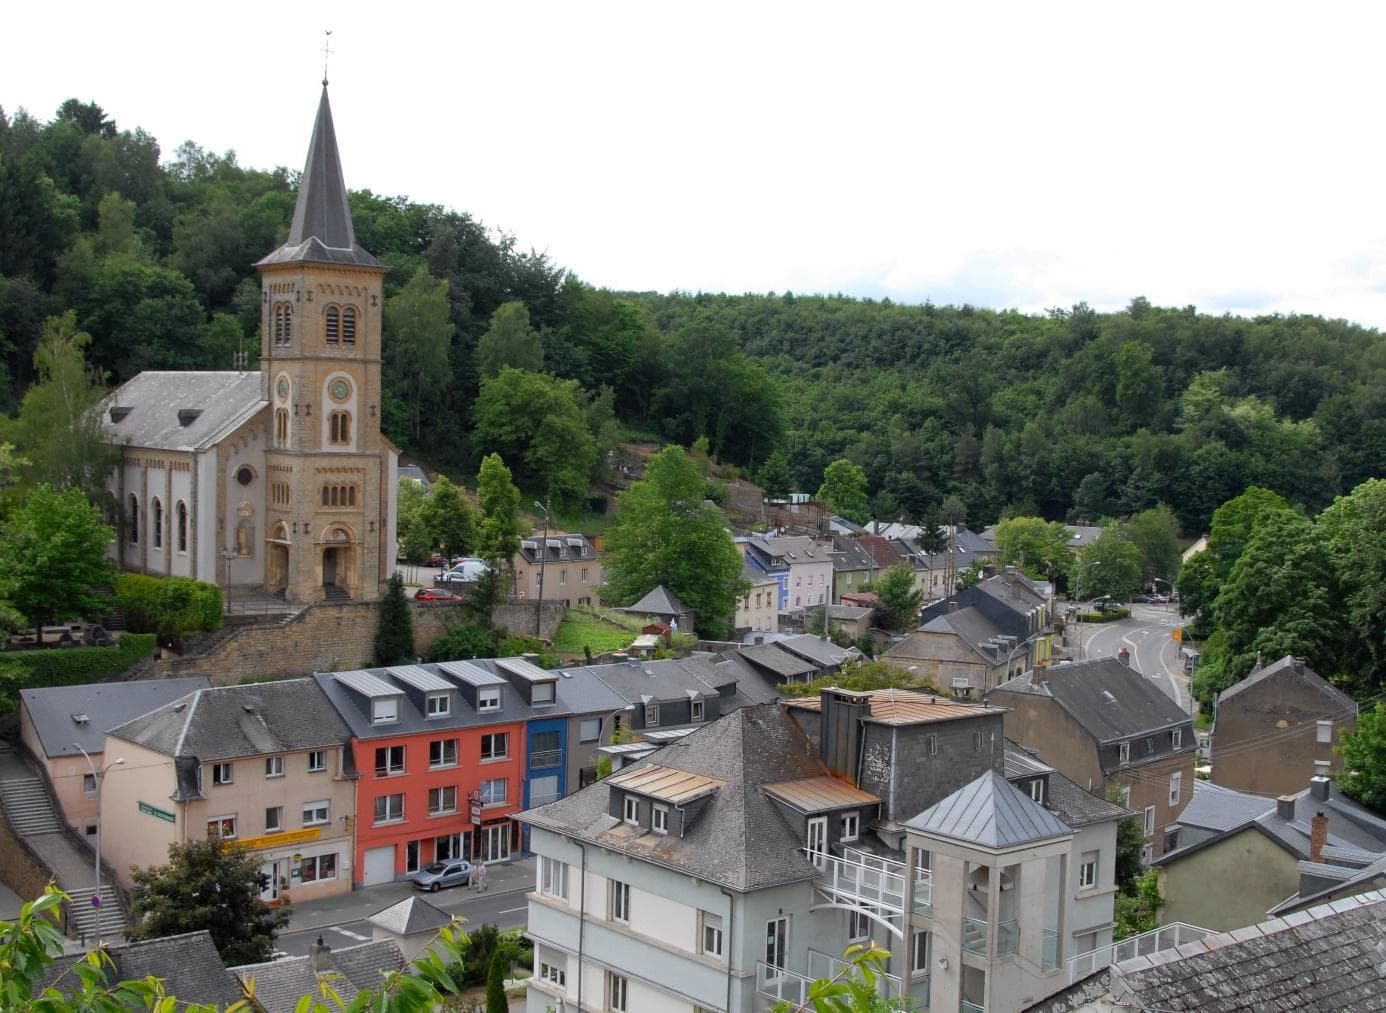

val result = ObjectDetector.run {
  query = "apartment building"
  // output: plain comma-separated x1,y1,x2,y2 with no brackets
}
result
512,533,601,608
100,680,358,902
743,535,834,611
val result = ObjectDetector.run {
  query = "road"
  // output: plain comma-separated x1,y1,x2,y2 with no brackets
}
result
1071,603,1192,713
275,880,532,957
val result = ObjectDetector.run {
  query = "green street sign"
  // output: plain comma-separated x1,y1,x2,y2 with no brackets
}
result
138,801,175,824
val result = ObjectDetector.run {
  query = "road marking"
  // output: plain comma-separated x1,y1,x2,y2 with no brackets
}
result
498,906,527,915
330,926,370,941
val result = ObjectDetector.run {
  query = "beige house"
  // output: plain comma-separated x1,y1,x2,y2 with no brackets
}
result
100,680,357,903
103,85,398,605
512,533,601,608
18,677,211,835
734,563,779,633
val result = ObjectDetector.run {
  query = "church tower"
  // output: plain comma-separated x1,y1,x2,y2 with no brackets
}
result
255,85,396,603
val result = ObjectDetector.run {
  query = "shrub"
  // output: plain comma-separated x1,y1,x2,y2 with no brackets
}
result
1076,607,1130,623
115,574,222,645
0,633,157,714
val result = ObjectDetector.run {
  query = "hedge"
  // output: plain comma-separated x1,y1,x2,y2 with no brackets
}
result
1076,607,1132,623
0,633,157,714
114,574,222,642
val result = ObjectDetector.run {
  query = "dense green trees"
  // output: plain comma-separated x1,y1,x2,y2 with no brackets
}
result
869,564,923,629
992,517,1074,580
602,446,747,638
1335,702,1386,813
816,458,869,524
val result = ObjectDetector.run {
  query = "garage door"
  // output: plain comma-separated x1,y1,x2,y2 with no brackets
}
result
363,845,395,886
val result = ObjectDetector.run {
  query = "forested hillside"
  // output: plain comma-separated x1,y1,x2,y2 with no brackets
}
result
3,98,1385,532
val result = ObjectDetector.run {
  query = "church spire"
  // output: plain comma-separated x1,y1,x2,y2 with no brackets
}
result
257,85,383,269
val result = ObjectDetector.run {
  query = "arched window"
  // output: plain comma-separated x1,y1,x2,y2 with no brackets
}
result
128,495,140,544
275,408,289,447
348,486,357,507
176,502,188,552
152,498,163,548
329,411,351,445
320,483,358,507
325,306,340,344
273,304,293,345
342,306,357,345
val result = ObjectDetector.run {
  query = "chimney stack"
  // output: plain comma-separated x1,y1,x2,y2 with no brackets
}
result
1310,775,1331,802
1293,657,1306,675
1031,664,1047,686
309,936,332,973
1276,795,1296,821
1310,811,1328,862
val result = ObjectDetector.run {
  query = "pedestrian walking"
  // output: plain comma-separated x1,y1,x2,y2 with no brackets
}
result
473,860,487,892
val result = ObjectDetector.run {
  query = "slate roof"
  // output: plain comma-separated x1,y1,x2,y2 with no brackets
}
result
1045,769,1133,828
916,606,1012,663
742,561,778,585
256,87,384,270
741,644,819,679
516,532,597,565
40,931,242,1006
1109,889,1386,1011
623,584,692,617
786,689,999,727
1174,780,1275,834
232,939,405,1012
990,658,1192,743
917,584,1032,643
774,634,857,669
831,535,878,573
680,654,781,706
368,895,452,936
524,703,828,892
103,371,264,452
20,676,212,758
746,535,831,567
1216,653,1357,710
907,770,1072,848
109,679,352,762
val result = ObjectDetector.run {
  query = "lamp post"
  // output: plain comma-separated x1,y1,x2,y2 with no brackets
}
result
1004,632,1044,681
533,500,550,636
73,744,124,943
1151,576,1174,608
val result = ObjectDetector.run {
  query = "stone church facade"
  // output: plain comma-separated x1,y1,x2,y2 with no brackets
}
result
104,86,398,604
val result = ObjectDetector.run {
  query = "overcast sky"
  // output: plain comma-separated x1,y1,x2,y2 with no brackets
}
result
8,1,1386,328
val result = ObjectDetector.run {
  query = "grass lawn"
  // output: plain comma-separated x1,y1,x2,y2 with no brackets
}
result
551,608,639,657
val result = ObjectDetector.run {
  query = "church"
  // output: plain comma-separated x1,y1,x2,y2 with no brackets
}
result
103,85,398,604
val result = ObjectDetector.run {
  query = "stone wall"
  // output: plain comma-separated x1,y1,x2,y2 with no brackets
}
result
0,812,58,925
143,599,566,684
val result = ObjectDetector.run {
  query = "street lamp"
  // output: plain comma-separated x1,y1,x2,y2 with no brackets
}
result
1004,632,1044,681
73,744,124,943
1151,577,1174,607
533,500,550,636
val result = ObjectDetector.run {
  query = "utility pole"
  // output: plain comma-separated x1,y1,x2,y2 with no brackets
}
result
73,745,123,943
533,500,550,637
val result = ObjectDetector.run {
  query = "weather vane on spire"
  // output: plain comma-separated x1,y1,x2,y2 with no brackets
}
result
322,29,334,86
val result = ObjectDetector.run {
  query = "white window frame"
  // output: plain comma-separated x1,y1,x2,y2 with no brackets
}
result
371,697,399,725
701,911,724,956
375,745,405,777
1317,720,1333,744
691,698,705,721
429,738,458,769
1143,805,1156,837
1119,784,1132,809
840,812,859,843
481,732,509,761
264,756,284,778
911,930,930,978
623,795,639,825
307,750,327,773
539,856,569,900
1079,851,1098,889
607,972,628,1012
303,800,330,826
212,762,233,785
645,703,659,727
1169,771,1182,806
265,806,283,833
1030,779,1044,803
1171,727,1183,749
429,785,458,816
610,880,631,924
480,777,507,806
580,718,601,743
425,692,450,718
298,852,337,883
83,773,96,795
532,681,555,705
207,815,237,839
375,793,405,825
1141,843,1153,864
848,908,870,941
478,687,502,712
652,804,669,835
1119,741,1130,765
539,959,566,987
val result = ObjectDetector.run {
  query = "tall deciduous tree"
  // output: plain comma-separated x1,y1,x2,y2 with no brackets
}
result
602,446,747,638
0,484,114,644
475,453,522,564
816,458,869,524
1335,702,1386,814
420,477,476,559
993,516,1074,580
384,267,454,444
396,477,433,562
1123,503,1181,583
374,572,415,665
871,563,923,629
473,368,598,502
1071,525,1142,602
128,836,289,966
758,450,793,501
1317,478,1386,686
475,300,542,379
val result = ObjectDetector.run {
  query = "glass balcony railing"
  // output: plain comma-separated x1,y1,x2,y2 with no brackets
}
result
1042,928,1060,970
960,1001,985,1013
997,919,1018,956
913,873,933,916
962,916,988,955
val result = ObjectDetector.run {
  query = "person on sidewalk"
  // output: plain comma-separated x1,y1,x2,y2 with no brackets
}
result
473,860,487,892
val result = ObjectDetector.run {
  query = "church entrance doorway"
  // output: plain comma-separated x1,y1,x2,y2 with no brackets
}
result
322,547,339,588
320,526,357,600
266,524,290,597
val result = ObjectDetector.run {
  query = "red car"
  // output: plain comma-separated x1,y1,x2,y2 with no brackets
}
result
425,553,447,567
414,588,460,602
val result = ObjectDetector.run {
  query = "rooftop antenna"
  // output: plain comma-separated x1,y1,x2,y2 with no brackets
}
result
321,29,334,86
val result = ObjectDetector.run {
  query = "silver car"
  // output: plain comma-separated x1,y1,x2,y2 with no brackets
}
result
410,859,472,891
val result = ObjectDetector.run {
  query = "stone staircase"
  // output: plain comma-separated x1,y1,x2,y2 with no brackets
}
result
323,586,351,603
0,777,62,834
67,885,125,940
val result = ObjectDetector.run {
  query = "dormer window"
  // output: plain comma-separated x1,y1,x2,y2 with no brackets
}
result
478,687,501,712
532,682,555,705
623,795,639,825
645,704,659,727
1119,741,1130,765
426,692,450,718
1171,728,1182,749
691,699,705,722
1145,737,1155,754
372,697,399,724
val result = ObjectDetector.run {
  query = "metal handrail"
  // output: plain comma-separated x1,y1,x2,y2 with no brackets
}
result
1066,921,1211,983
804,847,906,914
528,749,563,769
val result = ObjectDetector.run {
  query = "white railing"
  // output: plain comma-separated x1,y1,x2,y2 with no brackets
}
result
807,949,902,1001
806,847,907,915
757,961,812,1005
1067,921,1211,983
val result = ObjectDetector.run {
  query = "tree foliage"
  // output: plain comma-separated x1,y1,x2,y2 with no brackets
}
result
383,266,454,443
472,369,602,502
474,453,522,564
1334,702,1386,813
993,516,1074,580
1071,525,1142,602
816,458,869,524
1123,503,1181,583
374,572,416,665
475,300,542,378
127,836,290,966
602,445,747,638
870,564,923,630
418,477,476,559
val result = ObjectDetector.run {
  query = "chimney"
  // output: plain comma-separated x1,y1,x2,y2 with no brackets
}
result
309,936,332,973
819,688,870,781
1310,811,1328,862
948,601,958,613
1031,665,1047,686
1310,775,1331,802
1276,795,1296,821
1293,657,1306,675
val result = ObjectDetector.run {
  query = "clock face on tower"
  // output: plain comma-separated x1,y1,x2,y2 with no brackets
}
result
276,377,289,400
330,378,352,402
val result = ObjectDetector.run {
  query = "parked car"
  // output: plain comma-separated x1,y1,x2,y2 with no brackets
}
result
410,859,471,891
425,552,447,568
436,558,492,584
1149,593,1169,603
414,588,460,602
1131,593,1153,603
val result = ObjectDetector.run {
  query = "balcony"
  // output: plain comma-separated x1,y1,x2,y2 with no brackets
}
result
757,951,917,1009
528,749,562,770
912,871,933,916
1066,921,1211,984
960,1002,985,1013
805,846,907,937
1042,928,1060,970
528,792,561,808
997,919,1018,956
962,917,987,955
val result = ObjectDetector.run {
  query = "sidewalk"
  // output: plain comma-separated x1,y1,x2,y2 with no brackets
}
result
284,855,536,933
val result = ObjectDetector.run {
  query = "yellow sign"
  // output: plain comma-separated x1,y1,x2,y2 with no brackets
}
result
236,827,322,851
1172,626,1183,642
